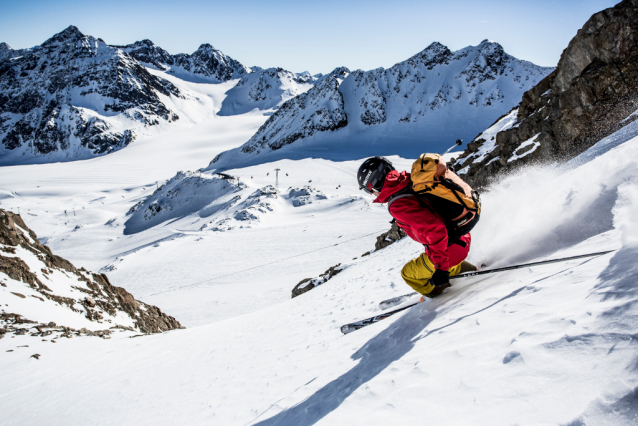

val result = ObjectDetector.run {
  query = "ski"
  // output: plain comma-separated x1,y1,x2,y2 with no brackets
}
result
379,293,418,310
377,249,615,310
341,300,423,334
378,249,616,310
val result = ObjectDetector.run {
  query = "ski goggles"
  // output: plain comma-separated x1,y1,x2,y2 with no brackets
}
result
361,181,376,195
360,165,386,195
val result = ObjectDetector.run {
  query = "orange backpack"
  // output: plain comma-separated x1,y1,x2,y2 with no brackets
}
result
390,153,481,242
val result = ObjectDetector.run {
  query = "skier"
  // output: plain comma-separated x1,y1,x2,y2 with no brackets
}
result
357,157,477,299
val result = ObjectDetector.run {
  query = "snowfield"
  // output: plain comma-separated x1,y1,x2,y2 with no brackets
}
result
1,71,638,425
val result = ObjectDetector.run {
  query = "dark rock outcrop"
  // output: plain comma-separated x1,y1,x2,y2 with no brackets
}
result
375,221,407,250
0,209,183,338
291,264,344,298
454,0,638,188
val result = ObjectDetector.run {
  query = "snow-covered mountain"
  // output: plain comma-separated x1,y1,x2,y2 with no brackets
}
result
0,26,184,165
115,39,249,83
0,209,182,340
209,40,553,170
211,67,350,166
218,67,316,115
0,28,320,166
453,0,638,188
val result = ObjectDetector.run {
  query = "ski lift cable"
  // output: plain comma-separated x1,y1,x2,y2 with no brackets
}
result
143,228,389,298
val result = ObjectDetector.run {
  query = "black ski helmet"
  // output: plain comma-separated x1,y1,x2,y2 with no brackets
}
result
357,157,395,194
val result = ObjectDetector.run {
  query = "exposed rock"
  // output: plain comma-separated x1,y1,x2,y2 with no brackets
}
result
0,209,183,337
454,0,638,188
291,264,344,298
112,39,174,70
375,221,408,250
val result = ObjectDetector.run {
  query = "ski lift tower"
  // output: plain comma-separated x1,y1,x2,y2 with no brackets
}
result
275,168,281,188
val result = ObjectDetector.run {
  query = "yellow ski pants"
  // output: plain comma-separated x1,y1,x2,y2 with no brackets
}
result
401,253,463,295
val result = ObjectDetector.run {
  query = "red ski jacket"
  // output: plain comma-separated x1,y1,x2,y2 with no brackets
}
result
373,170,471,271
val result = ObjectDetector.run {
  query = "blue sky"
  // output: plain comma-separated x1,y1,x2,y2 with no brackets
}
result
0,0,620,74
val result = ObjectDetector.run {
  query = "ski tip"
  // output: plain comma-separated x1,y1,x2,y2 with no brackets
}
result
340,325,359,334
378,292,419,310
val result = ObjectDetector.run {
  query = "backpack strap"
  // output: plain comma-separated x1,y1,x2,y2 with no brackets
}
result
438,178,479,212
386,187,416,214
386,186,438,217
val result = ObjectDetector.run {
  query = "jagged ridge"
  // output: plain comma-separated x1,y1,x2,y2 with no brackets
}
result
453,0,638,189
115,39,249,83
210,40,553,168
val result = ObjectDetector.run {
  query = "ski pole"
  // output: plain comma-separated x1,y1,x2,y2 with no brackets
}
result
377,249,616,310
451,249,615,279
442,139,463,156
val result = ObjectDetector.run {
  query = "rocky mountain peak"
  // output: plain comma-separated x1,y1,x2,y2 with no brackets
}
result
477,39,502,48
195,43,218,54
474,39,505,57
423,41,447,51
409,41,454,68
136,39,155,47
331,66,350,79
114,38,174,70
210,40,552,169
0,42,12,61
42,25,85,47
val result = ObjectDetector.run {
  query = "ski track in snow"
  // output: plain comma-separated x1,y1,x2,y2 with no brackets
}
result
1,78,638,425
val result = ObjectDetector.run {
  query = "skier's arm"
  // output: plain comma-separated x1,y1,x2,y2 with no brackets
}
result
390,199,450,270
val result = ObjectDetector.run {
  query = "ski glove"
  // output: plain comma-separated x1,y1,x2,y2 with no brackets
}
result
430,269,450,287
426,283,451,298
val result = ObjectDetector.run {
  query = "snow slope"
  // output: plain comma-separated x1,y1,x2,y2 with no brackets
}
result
1,108,638,425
